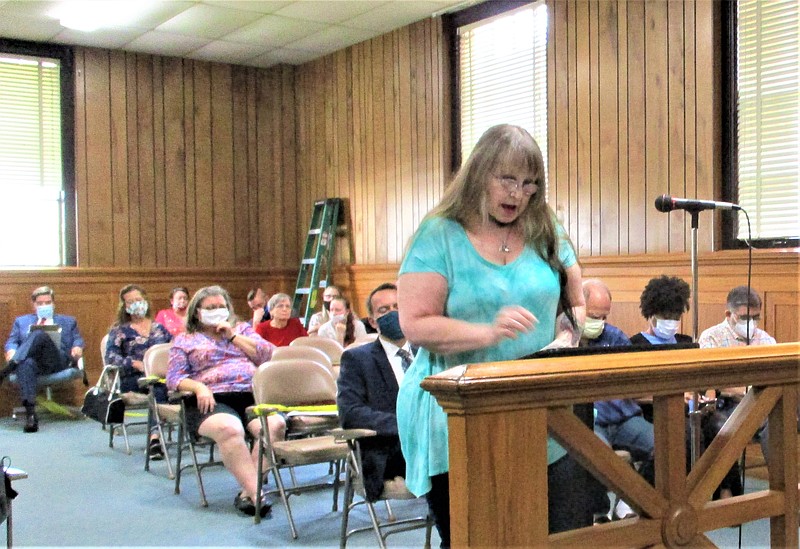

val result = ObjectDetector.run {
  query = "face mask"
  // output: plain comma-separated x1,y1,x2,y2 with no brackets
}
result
733,319,757,339
653,318,680,339
200,308,229,327
126,300,148,317
582,317,604,340
376,310,404,340
331,314,347,325
36,304,54,321
323,300,332,312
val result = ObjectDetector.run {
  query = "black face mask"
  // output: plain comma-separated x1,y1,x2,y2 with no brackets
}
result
323,300,331,312
376,310,404,340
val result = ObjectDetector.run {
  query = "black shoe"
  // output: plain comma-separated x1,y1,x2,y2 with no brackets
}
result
234,493,271,517
24,412,39,433
148,439,164,461
0,362,14,386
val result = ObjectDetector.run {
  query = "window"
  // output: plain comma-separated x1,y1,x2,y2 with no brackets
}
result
723,0,799,248
449,1,547,184
0,40,75,266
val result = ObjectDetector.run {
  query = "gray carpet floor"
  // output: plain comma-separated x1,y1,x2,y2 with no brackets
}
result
3,413,435,547
3,413,796,547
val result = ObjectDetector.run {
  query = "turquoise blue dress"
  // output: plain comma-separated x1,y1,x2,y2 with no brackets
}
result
397,217,577,497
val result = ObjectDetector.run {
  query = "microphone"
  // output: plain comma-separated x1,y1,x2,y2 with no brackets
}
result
654,195,741,213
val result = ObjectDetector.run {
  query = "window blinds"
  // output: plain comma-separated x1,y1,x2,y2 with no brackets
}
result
0,53,64,265
459,2,548,183
736,0,799,241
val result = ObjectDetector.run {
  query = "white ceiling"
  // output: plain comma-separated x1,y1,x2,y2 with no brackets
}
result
0,0,475,67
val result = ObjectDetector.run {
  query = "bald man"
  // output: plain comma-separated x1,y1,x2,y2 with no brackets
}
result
582,279,655,519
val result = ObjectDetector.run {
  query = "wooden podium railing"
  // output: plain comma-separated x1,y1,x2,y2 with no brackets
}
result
421,342,800,548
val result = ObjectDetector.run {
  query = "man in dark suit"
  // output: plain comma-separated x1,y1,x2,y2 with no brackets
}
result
1,286,84,432
337,282,412,502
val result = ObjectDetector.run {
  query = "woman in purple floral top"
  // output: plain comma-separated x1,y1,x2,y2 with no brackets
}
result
105,284,173,458
167,285,284,517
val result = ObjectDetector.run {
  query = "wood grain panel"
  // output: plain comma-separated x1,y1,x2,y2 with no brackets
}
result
83,48,113,266
73,48,295,270
292,18,449,266
136,54,156,266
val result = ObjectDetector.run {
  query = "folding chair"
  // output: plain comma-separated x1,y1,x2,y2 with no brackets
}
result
170,390,224,507
290,336,344,376
251,359,349,537
139,343,179,479
95,334,150,454
345,334,379,350
334,428,433,549
9,356,87,420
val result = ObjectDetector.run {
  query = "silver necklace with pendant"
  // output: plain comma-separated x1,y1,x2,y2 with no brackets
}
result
499,226,513,253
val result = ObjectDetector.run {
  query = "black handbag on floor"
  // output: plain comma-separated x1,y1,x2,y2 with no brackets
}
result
81,386,125,425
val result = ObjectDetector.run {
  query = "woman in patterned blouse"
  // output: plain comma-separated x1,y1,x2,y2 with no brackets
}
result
105,284,172,458
166,285,284,517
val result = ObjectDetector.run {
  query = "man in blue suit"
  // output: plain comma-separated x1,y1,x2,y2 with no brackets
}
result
1,286,84,432
337,282,412,502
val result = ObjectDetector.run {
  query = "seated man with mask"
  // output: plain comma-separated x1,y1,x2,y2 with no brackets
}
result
1,286,84,432
698,285,785,463
581,279,654,520
337,282,412,502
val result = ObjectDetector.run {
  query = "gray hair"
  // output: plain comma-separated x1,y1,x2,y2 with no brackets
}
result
185,285,237,333
267,293,292,311
726,286,762,310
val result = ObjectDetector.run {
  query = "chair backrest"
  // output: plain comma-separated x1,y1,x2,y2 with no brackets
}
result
100,333,109,366
290,336,344,365
143,342,172,378
271,345,333,371
345,333,379,350
252,359,337,407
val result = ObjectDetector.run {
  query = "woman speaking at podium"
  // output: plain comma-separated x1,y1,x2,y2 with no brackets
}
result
396,124,586,546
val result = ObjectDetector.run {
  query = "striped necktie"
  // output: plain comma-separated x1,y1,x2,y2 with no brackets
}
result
396,348,414,372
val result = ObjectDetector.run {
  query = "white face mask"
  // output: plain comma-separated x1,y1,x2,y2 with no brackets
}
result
733,319,757,339
200,308,229,327
653,318,680,339
331,314,347,324
582,317,605,340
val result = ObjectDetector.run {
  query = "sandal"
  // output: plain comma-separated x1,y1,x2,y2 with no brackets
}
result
234,492,271,517
148,439,164,461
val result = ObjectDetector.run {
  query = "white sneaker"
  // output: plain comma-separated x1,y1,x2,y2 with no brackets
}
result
614,499,636,520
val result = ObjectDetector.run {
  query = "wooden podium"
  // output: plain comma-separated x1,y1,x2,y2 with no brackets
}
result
421,343,800,548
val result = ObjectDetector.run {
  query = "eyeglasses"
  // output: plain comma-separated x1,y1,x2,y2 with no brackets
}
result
494,175,538,196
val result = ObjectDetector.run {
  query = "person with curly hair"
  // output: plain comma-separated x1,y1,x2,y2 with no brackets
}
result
629,275,693,345
629,275,742,499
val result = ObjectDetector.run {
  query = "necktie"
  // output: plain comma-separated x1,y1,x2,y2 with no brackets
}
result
396,348,414,372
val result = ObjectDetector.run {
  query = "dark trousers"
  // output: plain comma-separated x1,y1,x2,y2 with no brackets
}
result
9,331,69,404
425,454,595,548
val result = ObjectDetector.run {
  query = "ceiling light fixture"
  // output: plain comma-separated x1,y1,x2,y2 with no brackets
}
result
49,0,156,33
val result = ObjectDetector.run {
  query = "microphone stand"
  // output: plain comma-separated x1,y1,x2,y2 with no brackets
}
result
688,209,702,466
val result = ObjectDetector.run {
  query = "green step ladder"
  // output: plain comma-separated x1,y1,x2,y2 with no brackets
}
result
292,198,343,327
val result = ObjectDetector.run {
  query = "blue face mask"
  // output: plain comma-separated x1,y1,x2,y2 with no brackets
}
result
376,310,404,341
36,304,54,320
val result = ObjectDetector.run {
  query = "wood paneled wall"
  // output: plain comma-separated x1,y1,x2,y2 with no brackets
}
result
293,17,450,265
73,49,297,269
548,0,718,256
337,250,799,345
